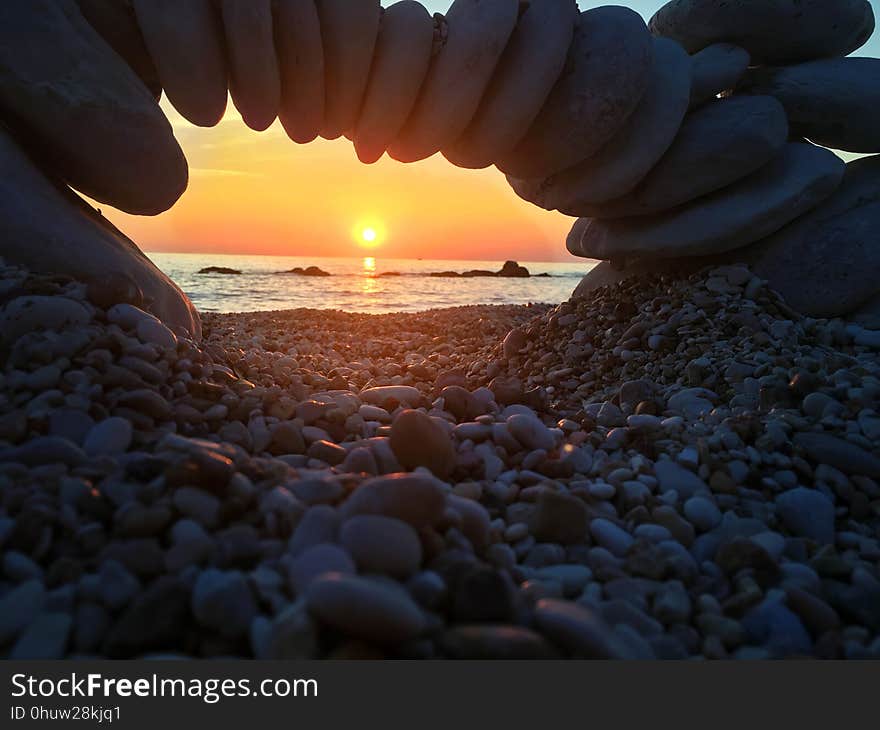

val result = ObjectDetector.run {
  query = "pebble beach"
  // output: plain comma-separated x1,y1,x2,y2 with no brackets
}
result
2,259,879,660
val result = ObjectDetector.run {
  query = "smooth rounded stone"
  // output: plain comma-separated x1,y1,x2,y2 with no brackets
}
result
667,388,716,419
315,0,381,140
340,473,447,528
654,460,709,499
288,543,355,595
77,0,161,97
506,413,555,452
389,409,455,478
794,432,880,478
288,505,341,556
341,515,422,578
353,0,433,164
220,0,280,131
0,294,90,349
748,155,880,318
579,96,789,220
508,38,692,211
444,0,577,169
534,599,628,659
0,129,200,338
360,385,422,407
0,0,186,215
1,436,86,468
589,519,634,558
448,495,491,551
133,0,227,127
276,0,325,144
0,580,46,645
498,7,653,179
648,0,875,65
389,0,519,163
191,569,259,638
742,599,812,656
684,496,721,531
306,573,426,643
9,613,71,660
776,488,835,545
83,417,133,457
569,143,845,261
440,625,559,659
689,43,750,108
742,58,880,153
529,491,588,545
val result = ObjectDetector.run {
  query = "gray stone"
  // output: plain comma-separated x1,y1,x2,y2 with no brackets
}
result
654,460,709,499
684,496,721,531
390,0,519,162
0,128,200,337
445,0,578,169
776,488,835,545
441,625,559,659
508,38,692,209
569,144,845,261
579,96,789,220
276,0,324,144
649,0,875,65
498,6,653,179
306,573,426,643
340,515,422,578
133,0,227,127
534,598,630,658
220,0,280,131
191,569,259,638
589,519,634,557
353,0,433,164
507,413,555,451
689,43,750,108
315,0,381,140
389,409,455,477
339,473,447,528
0,580,46,645
84,417,133,457
794,432,880,478
742,599,812,656
743,58,880,153
10,613,71,659
288,505,341,556
0,0,186,215
287,543,355,595
748,155,880,318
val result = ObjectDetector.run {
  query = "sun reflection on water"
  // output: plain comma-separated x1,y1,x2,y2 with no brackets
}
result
361,256,379,296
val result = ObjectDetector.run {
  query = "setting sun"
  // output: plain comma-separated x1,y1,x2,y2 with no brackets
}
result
362,227,377,243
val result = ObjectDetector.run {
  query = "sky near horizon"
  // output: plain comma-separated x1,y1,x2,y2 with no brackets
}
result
103,1,880,262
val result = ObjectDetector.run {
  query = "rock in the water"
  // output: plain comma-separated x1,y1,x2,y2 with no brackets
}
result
220,0,280,131
0,0,187,215
748,155,880,318
353,0,433,164
569,143,845,260
306,573,426,643
508,38,692,209
649,0,875,65
276,0,324,144
742,58,880,153
133,0,228,127
390,0,519,163
579,96,789,220
0,127,200,338
444,0,578,169
341,515,422,578
775,488,835,544
390,409,456,478
689,43,750,108
498,6,653,179
315,0,381,140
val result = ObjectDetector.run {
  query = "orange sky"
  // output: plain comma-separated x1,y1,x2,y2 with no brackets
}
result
103,99,580,262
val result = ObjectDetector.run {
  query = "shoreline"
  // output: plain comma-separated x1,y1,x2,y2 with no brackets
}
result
1,261,879,659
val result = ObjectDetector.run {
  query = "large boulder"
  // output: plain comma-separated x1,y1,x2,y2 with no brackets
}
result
497,6,653,179
389,0,520,163
507,38,692,211
0,0,186,215
741,58,880,153
568,143,845,261
649,0,875,65
0,126,200,338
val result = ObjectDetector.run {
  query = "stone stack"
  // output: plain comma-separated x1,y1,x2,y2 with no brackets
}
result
0,0,878,334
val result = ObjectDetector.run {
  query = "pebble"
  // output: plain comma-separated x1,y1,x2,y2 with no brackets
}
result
776,488,835,544
83,417,133,456
287,544,355,595
341,515,422,578
191,569,259,638
534,599,629,659
390,409,455,477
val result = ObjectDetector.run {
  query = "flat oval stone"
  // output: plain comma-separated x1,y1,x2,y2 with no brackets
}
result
339,473,447,528
389,409,455,478
582,96,789,219
0,0,186,215
77,0,161,97
306,573,426,643
508,38,692,210
497,6,653,179
742,58,880,153
133,0,228,127
220,0,280,132
353,0,434,164
534,598,628,658
276,0,325,144
689,42,750,108
315,0,381,140
569,143,845,260
0,127,200,338
390,0,519,163
649,0,875,65
340,515,422,578
749,155,880,318
443,0,577,169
